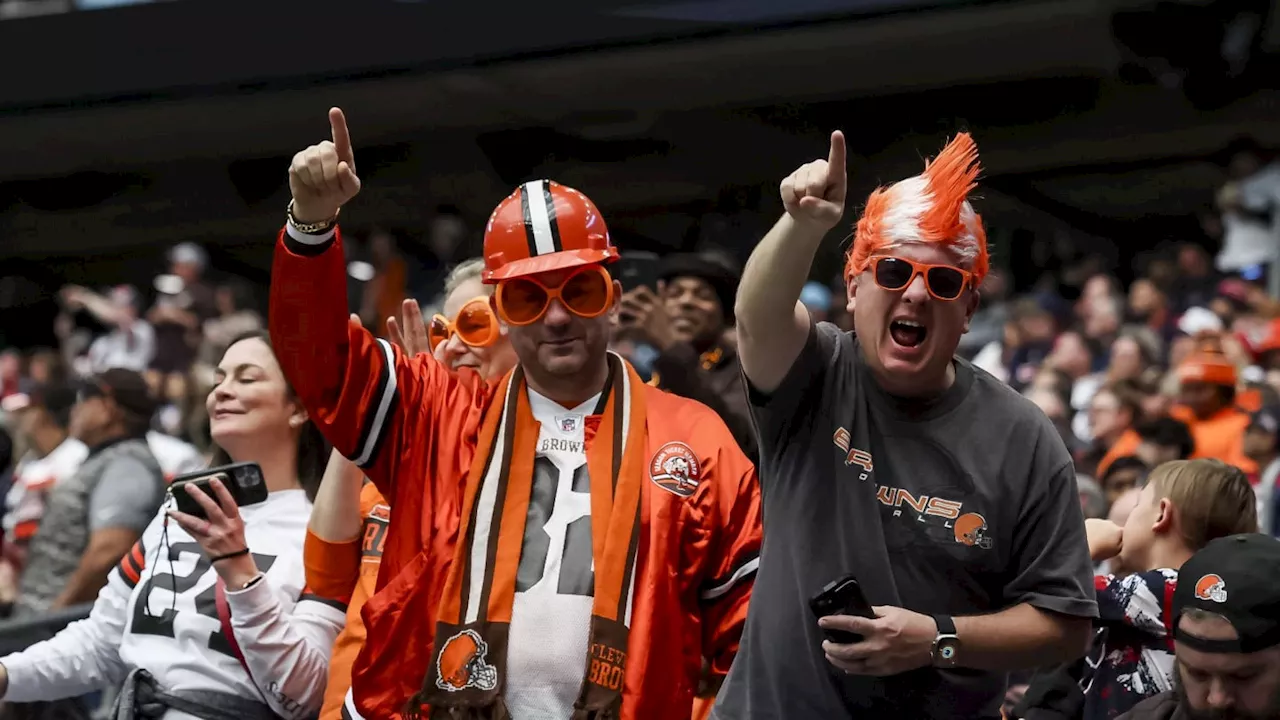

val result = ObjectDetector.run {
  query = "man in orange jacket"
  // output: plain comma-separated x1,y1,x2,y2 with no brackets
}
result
305,264,519,720
270,108,761,720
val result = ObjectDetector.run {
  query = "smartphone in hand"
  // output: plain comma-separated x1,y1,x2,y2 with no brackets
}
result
809,574,876,644
170,462,269,520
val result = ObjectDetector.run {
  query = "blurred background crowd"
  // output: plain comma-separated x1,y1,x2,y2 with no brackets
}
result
0,0,1278,717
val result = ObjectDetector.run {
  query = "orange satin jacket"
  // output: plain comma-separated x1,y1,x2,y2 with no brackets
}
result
270,227,761,720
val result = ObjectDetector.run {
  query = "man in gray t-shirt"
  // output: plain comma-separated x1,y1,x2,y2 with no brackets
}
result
715,132,1097,719
15,369,165,616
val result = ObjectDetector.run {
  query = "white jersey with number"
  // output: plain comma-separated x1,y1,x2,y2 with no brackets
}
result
0,488,345,720
504,389,600,718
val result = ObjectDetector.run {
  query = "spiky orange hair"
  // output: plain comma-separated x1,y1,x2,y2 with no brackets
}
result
844,132,989,287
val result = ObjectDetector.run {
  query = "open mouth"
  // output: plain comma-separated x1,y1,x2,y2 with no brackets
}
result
889,319,927,348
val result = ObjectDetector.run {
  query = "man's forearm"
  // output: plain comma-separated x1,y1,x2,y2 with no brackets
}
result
954,603,1092,670
736,214,825,334
52,529,140,609
79,294,124,328
52,558,115,609
309,448,366,542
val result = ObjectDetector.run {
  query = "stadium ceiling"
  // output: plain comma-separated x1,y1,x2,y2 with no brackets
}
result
0,0,1275,261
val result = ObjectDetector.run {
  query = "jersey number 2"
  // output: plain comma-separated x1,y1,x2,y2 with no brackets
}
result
516,457,593,596
131,541,277,659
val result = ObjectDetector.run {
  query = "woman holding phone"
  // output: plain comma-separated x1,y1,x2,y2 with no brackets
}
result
0,331,342,720
305,258,517,720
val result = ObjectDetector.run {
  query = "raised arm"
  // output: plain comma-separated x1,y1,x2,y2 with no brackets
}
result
308,448,365,545
63,286,126,328
269,108,489,501
303,449,366,604
736,131,846,394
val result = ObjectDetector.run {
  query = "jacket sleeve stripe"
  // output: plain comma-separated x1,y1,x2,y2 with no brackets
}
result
282,224,337,256
351,338,399,469
341,688,369,720
700,554,759,601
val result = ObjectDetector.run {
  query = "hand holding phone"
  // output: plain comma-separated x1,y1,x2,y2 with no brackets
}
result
809,574,876,644
170,462,268,520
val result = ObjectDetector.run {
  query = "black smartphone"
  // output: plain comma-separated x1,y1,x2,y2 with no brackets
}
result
613,252,662,294
809,574,876,644
170,462,269,520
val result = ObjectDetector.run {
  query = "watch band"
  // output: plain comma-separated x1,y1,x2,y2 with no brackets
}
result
932,614,957,636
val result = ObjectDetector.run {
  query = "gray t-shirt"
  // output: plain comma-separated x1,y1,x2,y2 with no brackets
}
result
15,437,164,616
713,322,1097,719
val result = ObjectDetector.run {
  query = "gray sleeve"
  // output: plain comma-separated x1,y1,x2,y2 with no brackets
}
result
87,456,164,533
1003,447,1099,619
743,321,841,447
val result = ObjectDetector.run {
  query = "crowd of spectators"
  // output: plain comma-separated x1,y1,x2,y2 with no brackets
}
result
0,132,1275,720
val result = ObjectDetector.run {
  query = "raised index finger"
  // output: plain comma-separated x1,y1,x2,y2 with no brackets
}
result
827,130,846,186
329,107,355,171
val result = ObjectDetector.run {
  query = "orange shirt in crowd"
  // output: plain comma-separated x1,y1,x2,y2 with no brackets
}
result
1095,428,1141,481
304,481,390,720
1170,405,1257,476
374,258,407,337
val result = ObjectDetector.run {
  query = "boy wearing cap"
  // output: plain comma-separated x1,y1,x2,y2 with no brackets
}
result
1118,533,1280,719
1082,460,1258,718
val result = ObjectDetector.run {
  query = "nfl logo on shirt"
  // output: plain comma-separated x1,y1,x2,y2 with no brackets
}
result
558,415,581,433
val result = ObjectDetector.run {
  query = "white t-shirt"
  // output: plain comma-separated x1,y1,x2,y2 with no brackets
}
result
145,431,206,481
87,321,156,374
505,389,600,718
0,489,344,719
3,439,88,545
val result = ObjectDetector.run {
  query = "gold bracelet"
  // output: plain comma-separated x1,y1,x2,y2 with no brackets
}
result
286,200,340,234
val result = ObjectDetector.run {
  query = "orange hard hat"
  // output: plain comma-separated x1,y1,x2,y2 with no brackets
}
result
482,179,618,282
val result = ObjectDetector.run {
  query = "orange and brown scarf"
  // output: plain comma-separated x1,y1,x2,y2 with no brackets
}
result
423,353,647,720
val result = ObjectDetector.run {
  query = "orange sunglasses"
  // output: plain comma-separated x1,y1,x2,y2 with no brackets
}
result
428,297,501,351
869,256,973,301
495,264,614,326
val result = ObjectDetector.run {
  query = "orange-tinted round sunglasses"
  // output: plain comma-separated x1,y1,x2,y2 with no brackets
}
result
428,297,501,351
495,264,614,326
869,256,973,301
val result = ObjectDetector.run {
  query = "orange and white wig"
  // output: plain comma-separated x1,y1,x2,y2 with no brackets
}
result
843,132,990,289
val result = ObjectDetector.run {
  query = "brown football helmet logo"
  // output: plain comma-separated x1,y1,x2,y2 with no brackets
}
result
1194,574,1227,603
435,629,499,692
953,513,993,549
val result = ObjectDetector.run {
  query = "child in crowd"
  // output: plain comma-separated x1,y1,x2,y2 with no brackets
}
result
1082,458,1258,719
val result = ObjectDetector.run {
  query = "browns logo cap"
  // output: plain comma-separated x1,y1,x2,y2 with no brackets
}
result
1173,533,1280,654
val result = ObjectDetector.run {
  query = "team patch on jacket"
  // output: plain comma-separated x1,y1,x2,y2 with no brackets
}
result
649,442,701,498
436,629,499,692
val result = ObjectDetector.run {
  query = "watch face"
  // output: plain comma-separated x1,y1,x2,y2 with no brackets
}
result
936,636,961,666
